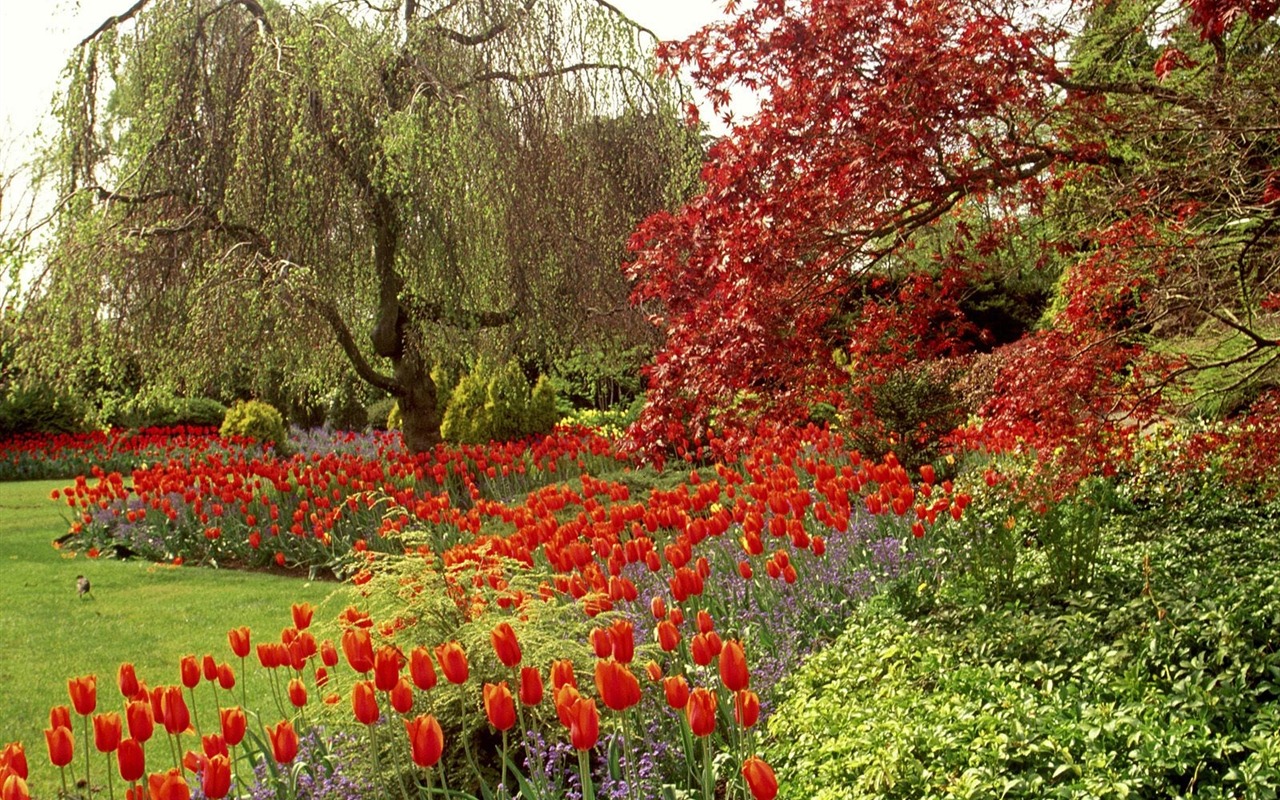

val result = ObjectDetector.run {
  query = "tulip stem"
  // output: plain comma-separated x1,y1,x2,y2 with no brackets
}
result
500,729,509,800
104,752,116,800
578,748,596,800
82,721,92,797
187,686,203,739
701,738,714,800
58,765,69,800
239,655,248,710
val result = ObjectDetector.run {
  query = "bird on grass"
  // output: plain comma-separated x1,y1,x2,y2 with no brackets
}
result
76,575,94,600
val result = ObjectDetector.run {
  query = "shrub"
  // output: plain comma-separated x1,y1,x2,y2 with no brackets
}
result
844,364,966,467
485,359,532,441
767,505,1280,799
173,397,227,428
549,343,647,410
366,397,396,431
527,374,560,434
326,378,368,432
220,399,290,452
440,362,490,444
0,382,85,435
441,359,560,444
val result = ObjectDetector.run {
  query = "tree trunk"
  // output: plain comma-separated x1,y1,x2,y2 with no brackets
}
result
394,348,444,453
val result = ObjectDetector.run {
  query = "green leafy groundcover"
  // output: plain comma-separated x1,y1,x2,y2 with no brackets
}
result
767,505,1280,799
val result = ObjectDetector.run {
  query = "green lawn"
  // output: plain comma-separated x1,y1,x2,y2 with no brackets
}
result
0,480,351,797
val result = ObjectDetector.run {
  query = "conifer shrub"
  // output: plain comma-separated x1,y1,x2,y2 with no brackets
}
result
441,359,560,444
441,361,492,444
220,399,290,452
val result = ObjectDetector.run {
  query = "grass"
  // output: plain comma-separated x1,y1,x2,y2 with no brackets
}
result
0,480,352,797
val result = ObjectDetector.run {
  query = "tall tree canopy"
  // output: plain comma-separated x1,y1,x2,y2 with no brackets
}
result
627,0,1280,482
20,0,697,449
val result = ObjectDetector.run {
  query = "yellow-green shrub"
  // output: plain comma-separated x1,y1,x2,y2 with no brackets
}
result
220,399,290,452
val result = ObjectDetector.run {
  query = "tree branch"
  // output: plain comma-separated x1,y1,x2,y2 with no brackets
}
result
301,294,404,395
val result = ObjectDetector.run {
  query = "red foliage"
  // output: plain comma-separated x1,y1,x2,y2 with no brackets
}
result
625,0,1067,459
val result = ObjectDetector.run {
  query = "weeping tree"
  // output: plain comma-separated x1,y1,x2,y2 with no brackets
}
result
20,0,698,449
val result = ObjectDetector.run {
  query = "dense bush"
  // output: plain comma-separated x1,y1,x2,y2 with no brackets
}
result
326,377,369,432
766,503,1280,799
220,399,290,452
441,359,560,444
0,382,85,435
107,393,227,430
548,343,647,410
367,396,396,431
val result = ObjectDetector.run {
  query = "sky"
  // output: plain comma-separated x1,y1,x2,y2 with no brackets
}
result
0,0,735,162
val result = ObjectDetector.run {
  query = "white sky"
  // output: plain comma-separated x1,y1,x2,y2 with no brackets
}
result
0,0,736,160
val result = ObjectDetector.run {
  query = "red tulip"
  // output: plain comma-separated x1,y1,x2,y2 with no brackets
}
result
1,743,27,780
116,738,145,782
44,727,73,768
287,678,307,709
650,596,666,619
182,751,207,780
49,707,71,732
201,734,227,759
265,720,298,763
519,667,543,706
483,682,516,731
662,675,690,710
686,687,717,737
719,639,749,692
228,627,251,659
563,696,599,751
738,560,754,580
554,684,582,728
645,660,663,682
216,664,235,691
148,769,190,800
93,712,122,753
341,628,374,674
490,622,522,667
68,675,97,716
690,633,714,667
734,690,760,728
126,700,154,743
409,647,437,691
696,610,714,634
352,681,380,725
291,603,315,631
179,656,200,690
319,639,339,668
201,754,231,799
389,678,414,714
0,775,28,800
588,628,612,659
435,642,468,684
404,715,443,768
608,620,635,663
741,756,779,800
373,646,402,693
656,620,681,652
118,663,140,699
593,660,641,712
550,659,577,690
219,707,246,748
159,687,190,735
201,655,218,683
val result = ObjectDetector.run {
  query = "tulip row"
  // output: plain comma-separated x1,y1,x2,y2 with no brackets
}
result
0,427,239,482
55,427,625,571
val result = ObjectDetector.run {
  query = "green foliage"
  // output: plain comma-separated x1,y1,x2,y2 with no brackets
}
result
0,382,86,435
220,399,290,452
560,395,643,439
527,375,560,435
441,363,490,444
486,359,533,442
549,344,647,410
106,391,227,430
768,505,1280,799
442,359,560,444
844,365,966,467
326,377,369,432
367,397,396,431
386,401,403,432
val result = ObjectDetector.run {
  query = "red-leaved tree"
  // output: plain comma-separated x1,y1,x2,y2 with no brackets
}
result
626,0,1280,488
